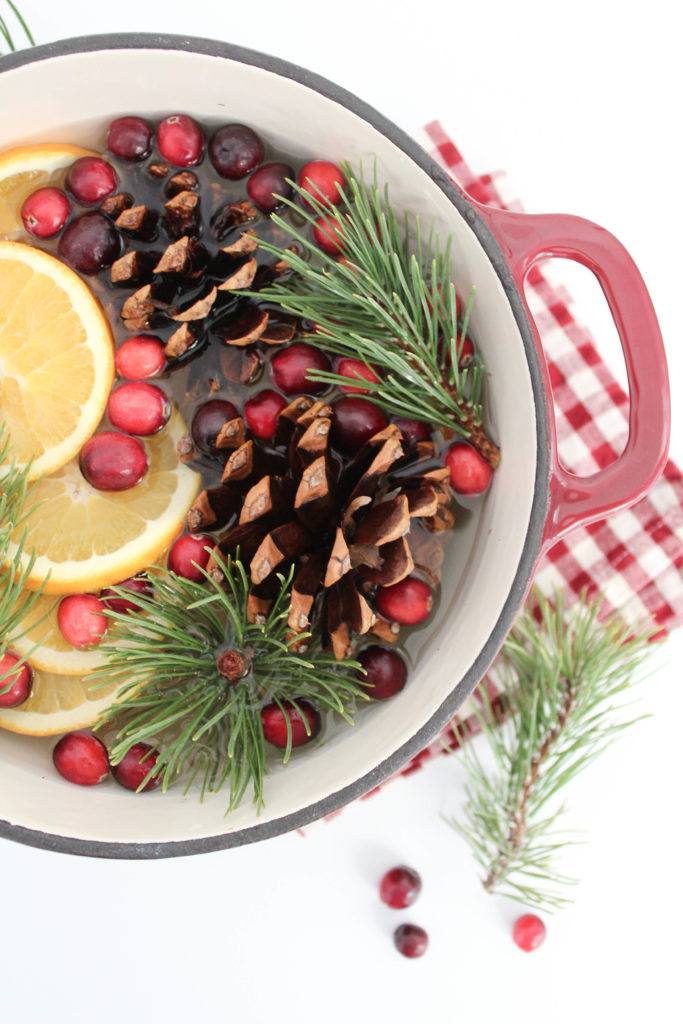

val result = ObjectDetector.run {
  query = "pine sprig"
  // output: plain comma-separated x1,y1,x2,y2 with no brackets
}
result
247,165,499,466
94,552,368,811
446,590,658,911
0,425,51,691
0,1,33,53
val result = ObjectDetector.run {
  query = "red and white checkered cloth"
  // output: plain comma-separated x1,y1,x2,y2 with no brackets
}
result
309,122,683,817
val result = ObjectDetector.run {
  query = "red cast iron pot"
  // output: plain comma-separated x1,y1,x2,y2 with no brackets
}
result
0,34,670,857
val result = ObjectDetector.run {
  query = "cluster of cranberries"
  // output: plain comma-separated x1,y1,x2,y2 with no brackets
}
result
52,730,160,791
379,865,428,958
55,573,153,649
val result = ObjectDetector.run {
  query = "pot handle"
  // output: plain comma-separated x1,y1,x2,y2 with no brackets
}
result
475,204,670,548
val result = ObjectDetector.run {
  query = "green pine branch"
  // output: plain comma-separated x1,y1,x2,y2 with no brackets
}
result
0,424,50,691
94,552,368,812
245,164,499,466
0,2,34,54
446,589,659,911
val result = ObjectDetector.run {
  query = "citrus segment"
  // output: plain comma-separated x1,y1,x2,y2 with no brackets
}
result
5,412,201,594
0,666,120,736
0,240,115,478
0,143,95,238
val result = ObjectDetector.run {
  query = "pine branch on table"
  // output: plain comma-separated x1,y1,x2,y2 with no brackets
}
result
0,1,34,54
446,589,659,912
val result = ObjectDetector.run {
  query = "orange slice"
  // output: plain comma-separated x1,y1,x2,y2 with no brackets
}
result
0,240,115,478
5,411,201,594
0,142,95,239
0,666,120,736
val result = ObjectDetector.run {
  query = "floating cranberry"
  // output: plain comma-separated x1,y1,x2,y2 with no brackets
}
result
53,731,109,786
58,211,123,274
261,700,321,749
336,357,380,394
66,156,119,205
247,162,294,214
358,646,407,700
111,742,161,792
157,114,204,167
191,399,239,456
108,382,170,437
115,335,167,380
21,187,71,239
208,123,264,179
107,116,153,162
57,594,107,648
271,343,331,396
168,533,212,582
313,213,346,255
393,924,429,959
0,652,33,708
444,441,493,495
394,417,432,446
375,577,432,626
244,389,288,441
331,396,387,451
458,334,475,367
79,431,148,492
380,866,422,908
101,573,153,615
513,914,546,952
298,160,345,208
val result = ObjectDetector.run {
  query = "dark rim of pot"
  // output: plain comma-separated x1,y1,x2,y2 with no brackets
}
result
0,33,551,859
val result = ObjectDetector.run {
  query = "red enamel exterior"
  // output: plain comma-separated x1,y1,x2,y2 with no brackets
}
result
475,204,670,549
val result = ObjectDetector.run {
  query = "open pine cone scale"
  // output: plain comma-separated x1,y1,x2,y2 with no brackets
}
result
192,398,451,658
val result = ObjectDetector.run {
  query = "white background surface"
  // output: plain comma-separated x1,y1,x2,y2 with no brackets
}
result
1,2,682,1021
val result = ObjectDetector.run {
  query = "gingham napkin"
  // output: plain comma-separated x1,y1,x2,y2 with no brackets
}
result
306,122,683,818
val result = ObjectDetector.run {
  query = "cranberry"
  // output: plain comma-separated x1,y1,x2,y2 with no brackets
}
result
336,357,380,394
380,866,422,908
298,160,345,208
107,116,153,162
53,731,109,786
513,914,546,952
111,742,161,792
79,431,148,492
444,441,493,495
115,335,167,380
394,417,432,445
168,533,212,582
0,652,33,708
65,157,119,205
313,213,346,255
57,594,107,648
191,399,239,456
261,700,321,749
108,382,170,437
393,924,429,959
331,396,387,451
271,343,331,396
101,573,153,615
375,577,432,626
58,211,123,274
208,124,264,179
157,114,204,167
21,187,71,238
358,646,407,700
247,162,295,214
244,389,288,441
458,334,475,367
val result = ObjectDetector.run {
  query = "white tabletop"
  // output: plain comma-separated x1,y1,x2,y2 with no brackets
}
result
2,2,682,1021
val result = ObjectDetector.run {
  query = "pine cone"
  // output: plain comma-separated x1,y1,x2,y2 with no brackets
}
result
191,397,450,659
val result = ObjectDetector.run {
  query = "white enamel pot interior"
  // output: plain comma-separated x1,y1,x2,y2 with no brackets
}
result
0,35,668,857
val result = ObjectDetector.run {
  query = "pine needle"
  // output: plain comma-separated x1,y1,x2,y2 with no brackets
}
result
93,552,368,812
445,589,659,912
0,2,34,53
